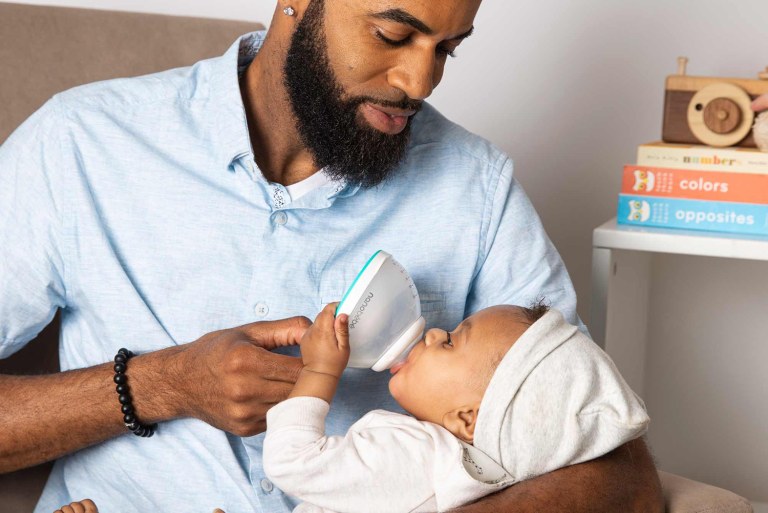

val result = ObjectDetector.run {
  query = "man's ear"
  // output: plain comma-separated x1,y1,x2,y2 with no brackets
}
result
442,404,479,443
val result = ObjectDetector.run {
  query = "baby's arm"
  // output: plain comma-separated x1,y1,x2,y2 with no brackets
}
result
264,401,437,513
289,303,349,403
264,305,438,511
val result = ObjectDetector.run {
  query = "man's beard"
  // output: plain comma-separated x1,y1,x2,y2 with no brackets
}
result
283,0,421,188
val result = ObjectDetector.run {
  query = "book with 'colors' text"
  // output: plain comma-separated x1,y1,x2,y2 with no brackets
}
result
621,164,768,204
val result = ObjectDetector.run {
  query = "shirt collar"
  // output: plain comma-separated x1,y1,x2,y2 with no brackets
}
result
210,31,266,171
210,31,356,200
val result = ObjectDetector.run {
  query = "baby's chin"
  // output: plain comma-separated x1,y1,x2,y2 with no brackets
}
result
387,375,399,399
387,376,409,412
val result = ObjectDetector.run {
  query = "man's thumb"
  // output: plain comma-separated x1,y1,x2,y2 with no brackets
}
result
240,316,311,347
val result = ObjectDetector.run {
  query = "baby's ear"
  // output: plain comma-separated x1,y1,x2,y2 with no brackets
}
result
442,404,479,443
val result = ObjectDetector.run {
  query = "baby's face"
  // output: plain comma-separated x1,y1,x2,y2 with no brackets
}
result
388,305,529,427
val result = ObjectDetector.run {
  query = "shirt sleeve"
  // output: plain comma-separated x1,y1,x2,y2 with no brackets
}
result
263,397,438,513
465,156,587,332
0,98,68,356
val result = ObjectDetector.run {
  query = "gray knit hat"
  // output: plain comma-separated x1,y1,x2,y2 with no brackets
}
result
473,309,649,483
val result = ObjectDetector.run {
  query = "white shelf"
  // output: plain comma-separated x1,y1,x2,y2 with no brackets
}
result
593,218,768,262
591,217,768,509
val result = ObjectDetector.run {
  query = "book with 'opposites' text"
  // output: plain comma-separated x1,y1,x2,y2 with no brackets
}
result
617,194,768,236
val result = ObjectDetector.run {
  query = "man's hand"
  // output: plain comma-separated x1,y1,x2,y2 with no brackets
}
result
0,315,310,472
174,316,310,436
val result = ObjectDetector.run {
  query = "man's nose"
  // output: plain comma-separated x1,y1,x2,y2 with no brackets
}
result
387,49,437,101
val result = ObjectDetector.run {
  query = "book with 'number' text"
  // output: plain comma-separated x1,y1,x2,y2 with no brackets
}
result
637,142,768,173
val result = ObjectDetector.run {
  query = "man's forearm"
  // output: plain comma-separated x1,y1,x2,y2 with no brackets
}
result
451,438,664,513
0,316,309,473
0,346,185,473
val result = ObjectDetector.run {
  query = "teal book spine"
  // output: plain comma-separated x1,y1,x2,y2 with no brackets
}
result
617,194,768,236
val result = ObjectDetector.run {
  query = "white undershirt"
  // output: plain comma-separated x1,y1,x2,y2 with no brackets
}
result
285,170,332,201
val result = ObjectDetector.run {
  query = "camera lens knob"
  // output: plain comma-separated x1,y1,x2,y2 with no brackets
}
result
703,98,741,134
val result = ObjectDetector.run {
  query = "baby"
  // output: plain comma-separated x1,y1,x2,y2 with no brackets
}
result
262,302,649,513
55,302,648,513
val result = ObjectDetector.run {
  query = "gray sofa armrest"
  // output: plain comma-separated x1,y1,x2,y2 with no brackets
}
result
660,471,753,513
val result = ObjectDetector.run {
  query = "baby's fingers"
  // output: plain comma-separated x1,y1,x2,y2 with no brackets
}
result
54,500,98,513
313,303,338,327
335,314,349,350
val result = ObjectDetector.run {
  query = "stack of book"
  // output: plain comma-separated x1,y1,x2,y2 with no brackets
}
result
617,142,768,236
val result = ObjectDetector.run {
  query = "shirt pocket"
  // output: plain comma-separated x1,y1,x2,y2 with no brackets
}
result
419,291,446,313
419,290,451,330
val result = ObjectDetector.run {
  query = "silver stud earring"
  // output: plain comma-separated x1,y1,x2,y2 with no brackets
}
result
283,6,295,16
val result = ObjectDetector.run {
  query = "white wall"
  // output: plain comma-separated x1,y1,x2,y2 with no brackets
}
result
7,0,768,507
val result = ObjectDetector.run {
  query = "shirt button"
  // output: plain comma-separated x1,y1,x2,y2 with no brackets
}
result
274,211,288,226
260,478,274,493
254,303,269,317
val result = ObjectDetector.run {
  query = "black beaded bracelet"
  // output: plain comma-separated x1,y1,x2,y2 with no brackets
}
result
113,348,157,437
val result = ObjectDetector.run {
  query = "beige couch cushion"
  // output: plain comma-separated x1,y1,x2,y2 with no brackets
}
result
0,2,261,143
0,4,260,512
660,471,754,513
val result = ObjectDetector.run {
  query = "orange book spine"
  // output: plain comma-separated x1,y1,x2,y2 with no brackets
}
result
621,165,768,204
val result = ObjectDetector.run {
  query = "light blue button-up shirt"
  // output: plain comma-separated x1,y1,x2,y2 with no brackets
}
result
0,32,582,513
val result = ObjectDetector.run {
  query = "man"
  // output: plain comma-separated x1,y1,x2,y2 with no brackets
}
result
0,0,663,511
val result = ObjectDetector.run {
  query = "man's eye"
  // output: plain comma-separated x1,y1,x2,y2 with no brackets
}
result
375,30,410,47
375,30,457,59
437,45,457,58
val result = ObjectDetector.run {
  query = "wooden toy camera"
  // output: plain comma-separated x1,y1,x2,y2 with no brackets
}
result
662,57,768,148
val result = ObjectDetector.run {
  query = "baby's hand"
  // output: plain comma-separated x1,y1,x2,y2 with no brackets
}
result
54,499,98,513
299,303,349,378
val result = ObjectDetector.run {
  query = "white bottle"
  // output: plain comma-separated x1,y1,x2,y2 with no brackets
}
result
335,251,426,371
